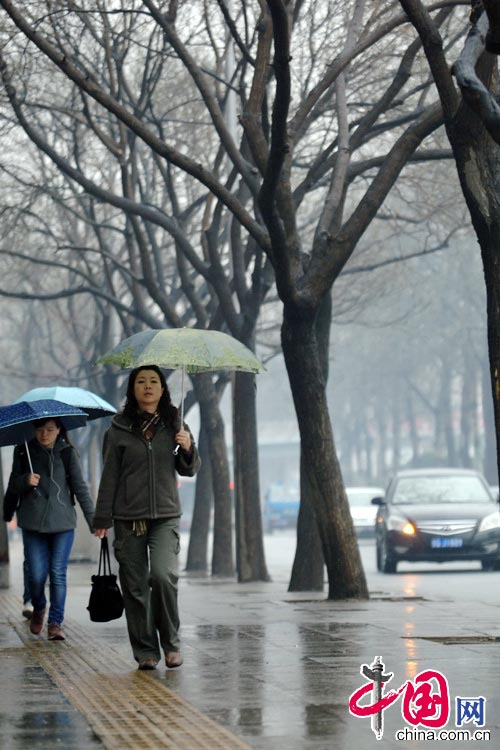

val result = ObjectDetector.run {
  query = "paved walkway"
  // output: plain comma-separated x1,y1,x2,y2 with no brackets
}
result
1,536,500,749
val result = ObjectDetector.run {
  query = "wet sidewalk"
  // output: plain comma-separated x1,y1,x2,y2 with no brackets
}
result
2,537,500,749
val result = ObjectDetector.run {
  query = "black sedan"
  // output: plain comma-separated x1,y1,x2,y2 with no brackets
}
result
373,468,500,573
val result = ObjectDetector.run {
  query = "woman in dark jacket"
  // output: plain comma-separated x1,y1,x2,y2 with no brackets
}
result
93,365,200,671
8,417,94,640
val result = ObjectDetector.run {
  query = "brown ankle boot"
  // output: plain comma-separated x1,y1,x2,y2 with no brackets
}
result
30,609,46,635
47,622,65,641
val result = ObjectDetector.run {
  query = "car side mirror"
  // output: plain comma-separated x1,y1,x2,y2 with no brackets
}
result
371,496,385,505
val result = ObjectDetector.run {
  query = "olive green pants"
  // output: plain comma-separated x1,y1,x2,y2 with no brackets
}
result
113,518,181,663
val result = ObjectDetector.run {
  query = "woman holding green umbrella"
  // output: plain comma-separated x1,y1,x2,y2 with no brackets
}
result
93,365,200,671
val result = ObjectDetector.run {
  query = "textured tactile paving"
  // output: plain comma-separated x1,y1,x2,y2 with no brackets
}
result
0,590,249,750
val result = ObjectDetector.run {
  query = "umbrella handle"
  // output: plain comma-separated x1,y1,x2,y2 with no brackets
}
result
24,440,41,497
173,366,185,456
180,366,185,426
24,440,34,473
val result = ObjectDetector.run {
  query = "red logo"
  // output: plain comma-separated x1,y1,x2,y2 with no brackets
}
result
349,656,450,740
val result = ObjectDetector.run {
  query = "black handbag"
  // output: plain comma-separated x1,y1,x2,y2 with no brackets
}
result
87,537,124,622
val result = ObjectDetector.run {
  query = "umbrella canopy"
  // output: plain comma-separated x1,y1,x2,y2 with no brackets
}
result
97,327,265,428
96,328,265,374
0,399,88,473
0,400,88,448
15,386,116,421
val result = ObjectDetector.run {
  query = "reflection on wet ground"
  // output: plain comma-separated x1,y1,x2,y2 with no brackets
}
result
0,647,102,749
169,582,500,749
2,536,500,749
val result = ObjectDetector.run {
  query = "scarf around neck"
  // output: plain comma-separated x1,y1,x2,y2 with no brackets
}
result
139,410,161,441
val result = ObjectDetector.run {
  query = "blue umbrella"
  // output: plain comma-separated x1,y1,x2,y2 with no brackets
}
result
0,399,88,473
15,386,116,421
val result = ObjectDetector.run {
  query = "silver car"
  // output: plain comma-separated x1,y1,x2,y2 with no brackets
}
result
346,486,385,536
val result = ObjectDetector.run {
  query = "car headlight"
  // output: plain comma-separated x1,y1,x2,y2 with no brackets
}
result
401,521,416,536
387,516,416,535
478,512,500,532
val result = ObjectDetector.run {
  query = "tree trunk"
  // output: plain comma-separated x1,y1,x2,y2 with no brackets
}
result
480,230,500,487
445,124,500,482
392,394,402,474
194,372,234,577
288,451,324,591
440,47,500,485
434,360,457,466
482,358,497,483
343,426,355,483
282,303,368,600
288,292,330,591
354,419,364,478
375,404,387,482
459,343,475,468
406,394,420,465
442,365,457,466
233,371,270,582
185,425,212,573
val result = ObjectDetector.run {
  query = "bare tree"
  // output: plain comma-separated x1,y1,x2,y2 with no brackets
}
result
0,0,468,597
0,141,247,576
394,0,500,487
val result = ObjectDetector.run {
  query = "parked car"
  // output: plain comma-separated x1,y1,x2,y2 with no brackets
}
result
263,482,300,533
346,486,385,536
373,468,500,573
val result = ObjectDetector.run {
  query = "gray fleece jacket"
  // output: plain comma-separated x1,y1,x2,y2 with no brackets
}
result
93,413,201,529
8,438,94,534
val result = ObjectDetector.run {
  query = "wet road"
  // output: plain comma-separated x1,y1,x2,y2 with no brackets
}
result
264,531,500,603
3,532,500,749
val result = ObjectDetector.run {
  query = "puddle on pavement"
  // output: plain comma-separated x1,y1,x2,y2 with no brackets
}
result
0,651,103,749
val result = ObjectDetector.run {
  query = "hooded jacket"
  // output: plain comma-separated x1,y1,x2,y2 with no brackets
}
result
8,437,94,534
92,413,201,529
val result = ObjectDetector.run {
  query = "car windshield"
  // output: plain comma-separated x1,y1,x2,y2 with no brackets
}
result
393,476,492,505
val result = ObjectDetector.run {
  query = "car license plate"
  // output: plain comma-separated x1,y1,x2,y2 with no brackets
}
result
431,537,463,549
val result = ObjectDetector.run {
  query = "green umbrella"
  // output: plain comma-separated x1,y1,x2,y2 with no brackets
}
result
97,328,265,425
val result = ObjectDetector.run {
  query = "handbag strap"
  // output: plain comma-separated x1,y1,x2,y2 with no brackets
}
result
98,536,113,576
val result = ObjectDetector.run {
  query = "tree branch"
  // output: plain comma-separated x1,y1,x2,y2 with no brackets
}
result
0,0,270,251
0,51,212,279
303,101,444,299
452,11,500,145
398,0,460,118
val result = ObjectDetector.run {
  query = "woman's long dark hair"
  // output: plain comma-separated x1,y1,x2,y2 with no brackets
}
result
123,365,180,432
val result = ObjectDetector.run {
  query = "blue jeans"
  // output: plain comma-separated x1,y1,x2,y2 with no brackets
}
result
22,529,75,625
